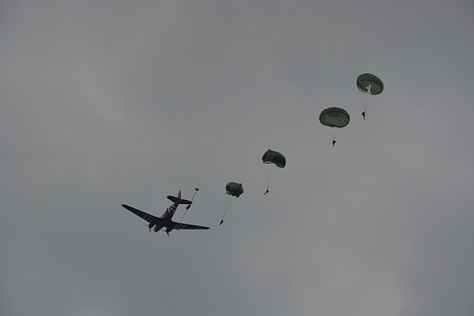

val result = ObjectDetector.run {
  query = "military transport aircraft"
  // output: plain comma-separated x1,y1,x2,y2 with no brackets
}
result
122,190,209,236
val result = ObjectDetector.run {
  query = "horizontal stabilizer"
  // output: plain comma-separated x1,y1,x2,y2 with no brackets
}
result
167,196,192,205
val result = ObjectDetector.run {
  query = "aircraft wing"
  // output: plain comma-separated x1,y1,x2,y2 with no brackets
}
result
171,221,210,230
122,204,159,223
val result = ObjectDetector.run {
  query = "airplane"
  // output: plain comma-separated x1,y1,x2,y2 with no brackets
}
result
122,190,209,236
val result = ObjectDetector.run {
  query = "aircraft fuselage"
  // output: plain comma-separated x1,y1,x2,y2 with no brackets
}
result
149,202,178,232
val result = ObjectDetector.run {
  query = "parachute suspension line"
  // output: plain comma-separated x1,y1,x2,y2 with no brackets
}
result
360,91,378,109
220,196,233,225
264,165,270,195
359,92,367,111
358,82,381,117
327,128,342,145
185,188,199,210
359,93,379,120
179,188,199,221
264,164,278,195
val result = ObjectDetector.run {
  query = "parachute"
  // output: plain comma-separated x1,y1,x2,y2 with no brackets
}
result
262,149,286,168
356,73,384,119
319,107,350,146
262,149,286,195
356,73,384,95
226,182,243,197
220,182,243,225
319,107,350,128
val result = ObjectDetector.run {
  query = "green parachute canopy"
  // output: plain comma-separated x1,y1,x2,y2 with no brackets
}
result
356,73,384,95
226,182,243,198
319,107,350,128
262,149,286,168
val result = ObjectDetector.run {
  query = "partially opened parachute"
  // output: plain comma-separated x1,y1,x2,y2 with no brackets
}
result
319,107,350,146
356,73,384,119
225,182,243,198
221,182,243,225
262,149,286,195
262,149,286,168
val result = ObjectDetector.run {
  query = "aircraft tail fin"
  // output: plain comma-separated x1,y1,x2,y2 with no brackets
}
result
167,190,192,205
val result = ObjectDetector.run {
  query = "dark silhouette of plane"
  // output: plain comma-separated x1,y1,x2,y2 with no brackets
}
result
122,190,209,236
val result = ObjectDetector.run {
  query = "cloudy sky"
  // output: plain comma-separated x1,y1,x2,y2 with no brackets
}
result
1,0,473,315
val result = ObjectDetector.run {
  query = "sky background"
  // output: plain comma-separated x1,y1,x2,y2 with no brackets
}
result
1,0,474,315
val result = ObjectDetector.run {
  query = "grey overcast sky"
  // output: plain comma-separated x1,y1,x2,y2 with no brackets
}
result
1,0,473,315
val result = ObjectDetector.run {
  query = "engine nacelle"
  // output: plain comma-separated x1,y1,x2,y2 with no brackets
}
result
154,225,160,232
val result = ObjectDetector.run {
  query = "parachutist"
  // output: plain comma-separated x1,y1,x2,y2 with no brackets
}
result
222,182,244,225
320,107,349,146
357,74,383,119
262,149,286,196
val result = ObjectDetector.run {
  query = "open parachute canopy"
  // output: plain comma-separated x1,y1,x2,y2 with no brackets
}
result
226,182,243,198
356,73,384,95
262,149,286,168
319,107,350,128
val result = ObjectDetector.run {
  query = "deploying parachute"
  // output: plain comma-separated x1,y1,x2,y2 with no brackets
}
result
220,182,243,225
262,149,286,195
262,149,286,168
356,73,384,119
179,188,199,224
319,107,350,146
226,182,243,197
